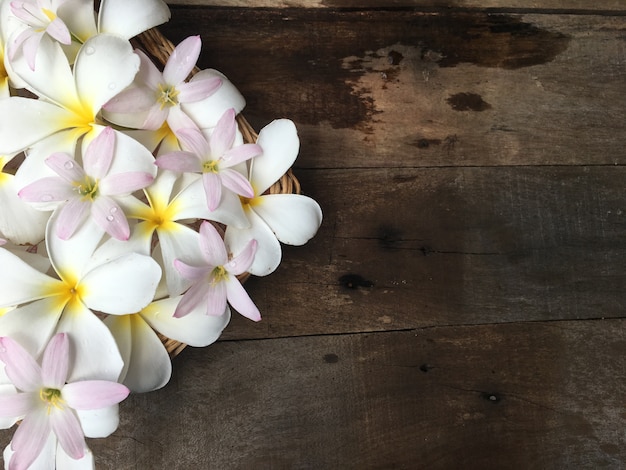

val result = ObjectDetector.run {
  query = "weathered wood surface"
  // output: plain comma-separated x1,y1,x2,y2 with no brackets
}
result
168,1,626,12
3,4,626,469
90,320,626,469
163,9,626,168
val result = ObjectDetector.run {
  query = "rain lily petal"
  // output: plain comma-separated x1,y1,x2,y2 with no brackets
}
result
154,152,202,173
41,332,69,389
49,408,85,460
252,119,300,194
225,276,260,322
62,381,129,410
162,35,200,86
220,169,254,199
102,85,155,114
45,153,86,183
209,108,236,156
173,259,211,283
199,221,227,266
0,336,41,392
90,196,130,241
204,279,227,317
99,172,154,196
252,194,323,246
174,281,209,319
225,239,257,276
56,197,91,240
18,176,77,204
202,171,222,211
0,391,34,419
81,126,114,179
222,143,263,168
177,76,222,104
11,409,50,470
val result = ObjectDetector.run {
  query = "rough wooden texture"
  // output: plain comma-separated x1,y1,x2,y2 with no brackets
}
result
3,4,625,469
90,320,626,469
167,1,626,12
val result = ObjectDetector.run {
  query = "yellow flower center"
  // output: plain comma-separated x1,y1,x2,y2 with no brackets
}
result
157,83,180,109
73,176,98,201
202,160,219,174
211,265,228,285
40,387,65,414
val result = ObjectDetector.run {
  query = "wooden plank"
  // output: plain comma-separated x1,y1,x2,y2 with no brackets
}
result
80,320,626,468
161,8,626,168
219,165,626,339
167,1,626,12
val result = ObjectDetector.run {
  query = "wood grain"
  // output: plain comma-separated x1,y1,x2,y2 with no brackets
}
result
85,320,626,469
162,8,626,168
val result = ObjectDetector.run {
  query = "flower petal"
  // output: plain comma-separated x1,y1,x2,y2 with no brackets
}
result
41,333,69,390
55,197,91,240
18,176,74,205
202,171,222,211
221,143,263,169
225,276,260,322
226,239,257,276
45,153,86,183
155,152,202,173
103,315,171,393
173,259,211,283
80,252,161,314
0,391,34,420
74,34,140,114
205,280,227,317
0,336,41,392
55,301,123,382
220,168,254,199
99,172,154,196
225,207,282,276
163,36,201,86
49,408,85,460
177,76,221,104
57,0,97,42
0,174,50,245
155,223,201,296
63,381,129,410
55,444,96,470
252,194,323,246
74,406,119,439
0,248,61,308
0,97,73,154
173,281,208,319
199,221,228,266
209,108,236,157
181,69,246,128
140,296,230,347
11,409,51,470
252,119,300,194
81,126,114,179
98,0,170,40
102,85,155,114
46,17,71,45
91,197,130,240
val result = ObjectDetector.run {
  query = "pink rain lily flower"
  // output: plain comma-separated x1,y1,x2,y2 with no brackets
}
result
18,126,155,240
103,35,222,131
174,221,260,321
8,0,72,70
155,108,261,211
0,333,129,470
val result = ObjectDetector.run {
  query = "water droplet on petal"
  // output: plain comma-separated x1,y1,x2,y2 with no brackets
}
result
106,215,114,222
41,194,53,202
64,161,74,169
85,46,95,55
109,207,118,214
108,82,116,90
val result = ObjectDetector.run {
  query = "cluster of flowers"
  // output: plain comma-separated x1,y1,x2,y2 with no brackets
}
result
0,0,322,468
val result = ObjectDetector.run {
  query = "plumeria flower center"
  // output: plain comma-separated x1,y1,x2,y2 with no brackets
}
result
157,83,180,109
39,387,65,413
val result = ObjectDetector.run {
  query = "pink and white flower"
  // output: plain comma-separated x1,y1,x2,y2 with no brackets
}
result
0,333,129,469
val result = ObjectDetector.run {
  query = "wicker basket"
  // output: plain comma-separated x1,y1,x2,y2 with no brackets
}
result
133,28,301,358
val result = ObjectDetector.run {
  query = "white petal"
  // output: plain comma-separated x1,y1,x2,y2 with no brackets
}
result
4,432,57,470
225,207,282,276
0,298,63,361
0,97,73,154
181,69,246,128
98,0,170,39
0,173,49,244
80,252,161,315
105,314,171,393
55,443,95,469
57,0,97,42
55,301,123,382
0,384,19,429
252,119,300,194
10,38,81,110
75,406,119,439
74,34,140,114
0,248,61,307
156,224,200,296
252,194,322,246
141,296,230,347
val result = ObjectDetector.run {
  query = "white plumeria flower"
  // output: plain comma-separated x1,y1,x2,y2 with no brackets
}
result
0,333,129,470
7,0,72,70
0,33,139,159
155,108,261,211
104,295,231,393
0,213,161,382
18,126,156,241
113,168,248,297
0,152,49,245
225,119,323,276
103,35,222,131
174,221,260,321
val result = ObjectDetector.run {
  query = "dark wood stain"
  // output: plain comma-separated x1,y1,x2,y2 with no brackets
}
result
447,92,492,111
